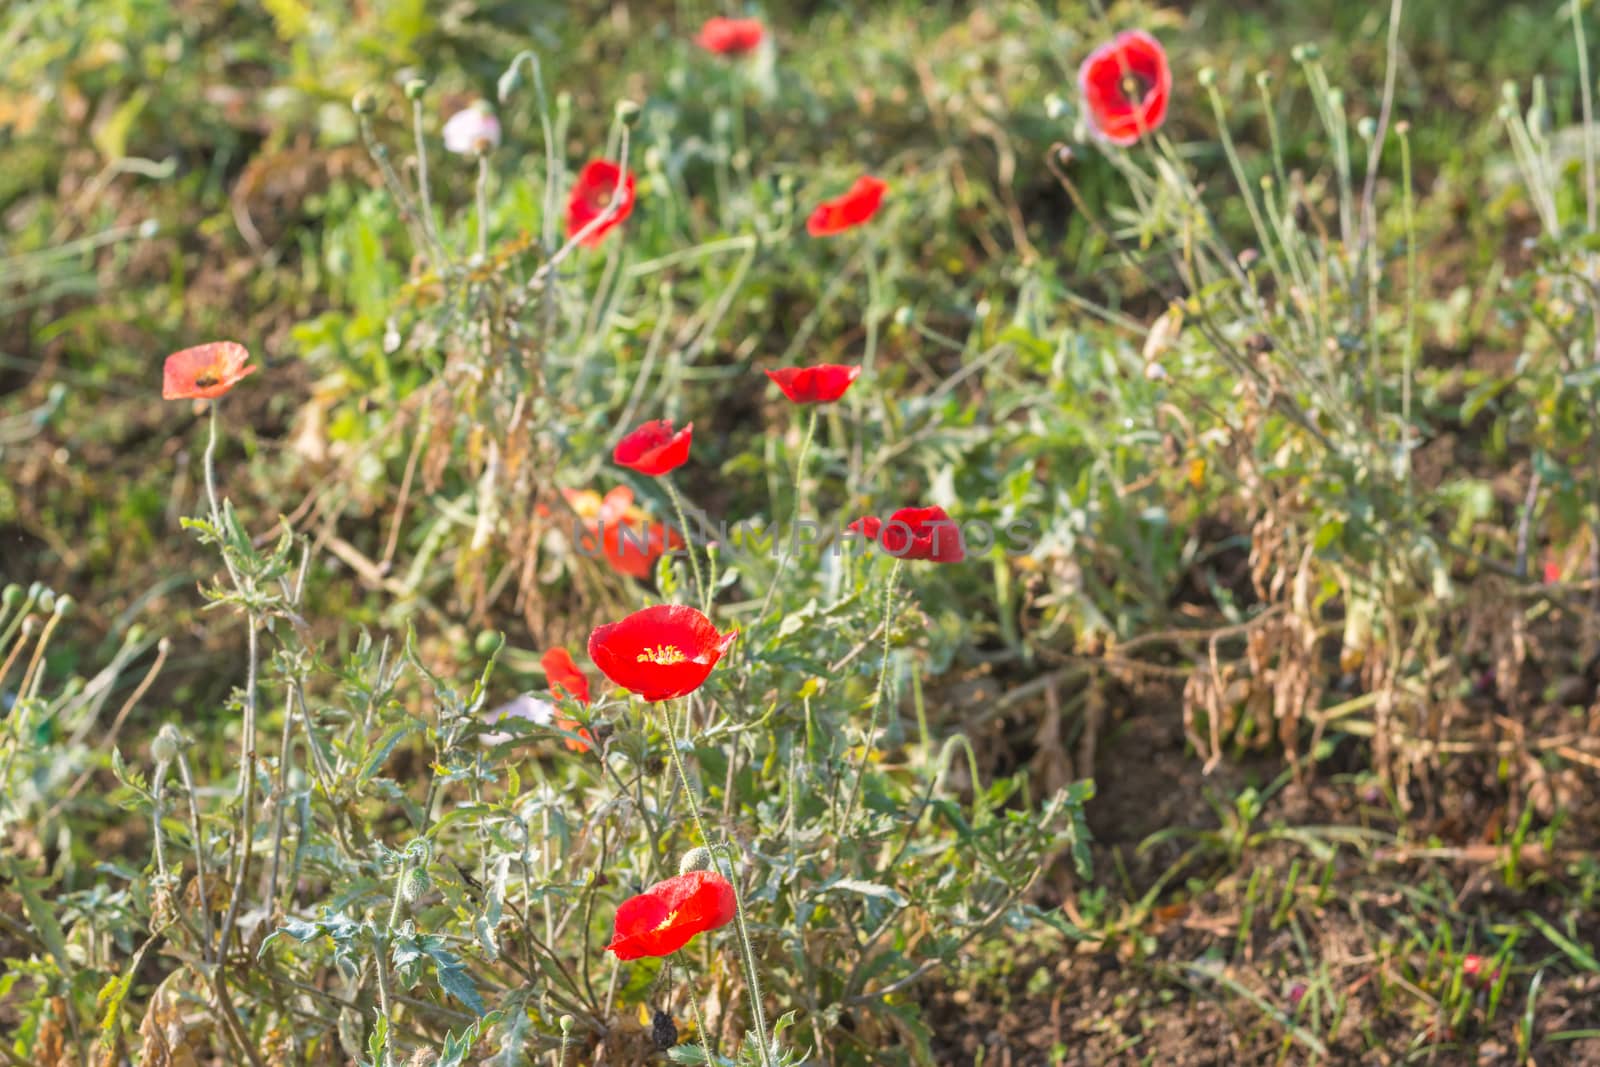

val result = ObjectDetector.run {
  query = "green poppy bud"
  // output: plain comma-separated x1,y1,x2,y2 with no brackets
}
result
400,865,432,903
678,847,713,875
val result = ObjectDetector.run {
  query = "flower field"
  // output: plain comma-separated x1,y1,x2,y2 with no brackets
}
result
4,0,1600,1063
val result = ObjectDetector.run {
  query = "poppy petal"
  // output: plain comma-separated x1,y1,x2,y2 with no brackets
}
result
588,604,737,702
1078,30,1171,146
807,176,888,237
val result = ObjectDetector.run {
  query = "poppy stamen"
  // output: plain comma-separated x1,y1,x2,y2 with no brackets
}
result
652,909,680,932
1121,74,1150,103
636,644,688,665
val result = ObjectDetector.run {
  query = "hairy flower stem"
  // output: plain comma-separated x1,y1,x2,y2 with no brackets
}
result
475,153,491,261
655,701,773,1067
755,408,819,629
176,751,216,960
842,558,903,828
665,480,709,614
685,980,715,1066
216,619,259,962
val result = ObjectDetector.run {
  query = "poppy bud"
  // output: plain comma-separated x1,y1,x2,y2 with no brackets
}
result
559,1015,574,1035
352,90,377,115
401,865,431,903
1356,116,1378,142
1395,120,1411,137
1197,67,1216,88
1255,70,1273,90
497,66,523,104
614,99,642,124
50,594,74,618
36,590,55,614
2,584,22,610
151,723,186,764
1501,81,1520,105
646,755,666,776
679,847,714,875
651,1009,677,1050
404,77,428,101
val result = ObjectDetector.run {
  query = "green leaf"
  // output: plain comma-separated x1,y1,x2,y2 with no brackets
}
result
822,878,908,908
1523,911,1600,972
424,940,486,1016
1,858,70,973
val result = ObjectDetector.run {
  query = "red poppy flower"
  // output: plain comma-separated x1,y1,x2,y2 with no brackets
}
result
541,647,591,704
162,341,257,400
695,16,764,56
614,419,693,477
1078,30,1171,146
806,176,887,237
542,647,594,752
765,364,861,405
588,604,737,702
847,505,965,563
567,159,637,247
606,870,736,960
564,487,684,579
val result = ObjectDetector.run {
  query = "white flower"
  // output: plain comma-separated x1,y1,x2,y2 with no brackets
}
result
443,104,501,155
480,694,555,746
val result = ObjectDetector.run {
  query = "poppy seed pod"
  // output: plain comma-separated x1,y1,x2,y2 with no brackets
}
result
678,846,714,875
651,1009,678,1050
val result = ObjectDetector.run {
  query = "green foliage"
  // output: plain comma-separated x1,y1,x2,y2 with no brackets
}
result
7,0,1600,1063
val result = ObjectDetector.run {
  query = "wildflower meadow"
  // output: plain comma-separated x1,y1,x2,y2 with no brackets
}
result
4,1,1600,1064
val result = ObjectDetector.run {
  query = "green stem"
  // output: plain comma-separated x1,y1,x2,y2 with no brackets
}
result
684,965,716,1066
655,701,773,1067
666,480,709,614
842,558,903,828
755,408,819,627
